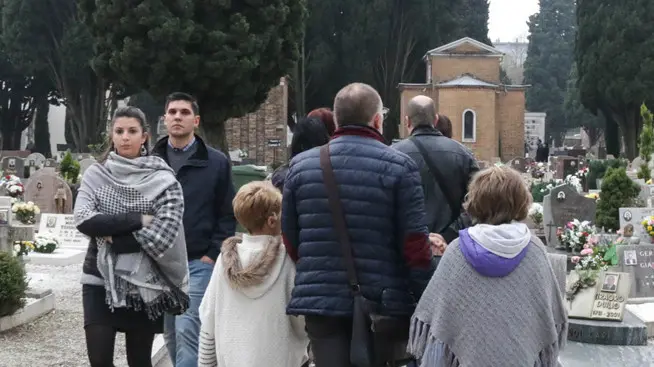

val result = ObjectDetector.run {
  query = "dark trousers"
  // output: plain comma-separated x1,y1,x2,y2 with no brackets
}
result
305,315,355,367
305,315,415,367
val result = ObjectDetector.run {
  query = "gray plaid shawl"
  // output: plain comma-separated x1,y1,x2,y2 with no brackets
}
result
74,152,189,319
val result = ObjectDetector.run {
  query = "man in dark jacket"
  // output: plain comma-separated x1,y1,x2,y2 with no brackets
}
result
282,83,436,366
152,92,236,367
393,95,479,244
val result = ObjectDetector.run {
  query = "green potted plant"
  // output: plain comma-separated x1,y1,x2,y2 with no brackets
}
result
0,251,28,317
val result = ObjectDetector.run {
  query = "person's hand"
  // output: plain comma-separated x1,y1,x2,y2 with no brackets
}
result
429,233,447,256
141,214,154,227
200,255,215,265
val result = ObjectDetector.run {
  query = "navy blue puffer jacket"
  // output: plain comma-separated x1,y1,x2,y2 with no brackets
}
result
282,125,436,317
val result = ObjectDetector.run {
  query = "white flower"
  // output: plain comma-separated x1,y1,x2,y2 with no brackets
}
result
34,207,40,214
529,203,544,216
13,244,20,252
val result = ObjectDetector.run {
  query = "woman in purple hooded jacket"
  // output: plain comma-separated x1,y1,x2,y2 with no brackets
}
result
408,165,567,367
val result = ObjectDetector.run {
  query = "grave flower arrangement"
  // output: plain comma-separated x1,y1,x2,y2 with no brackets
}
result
0,175,24,198
12,240,34,257
33,234,58,254
641,216,654,242
530,179,563,203
11,201,40,224
529,162,547,179
557,219,598,253
585,192,599,201
564,174,582,193
528,203,543,228
566,232,619,301
575,166,589,178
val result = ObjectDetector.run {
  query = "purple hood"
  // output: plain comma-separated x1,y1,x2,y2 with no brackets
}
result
459,223,531,278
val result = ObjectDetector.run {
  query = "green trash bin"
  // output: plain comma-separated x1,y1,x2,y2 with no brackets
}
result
231,164,270,233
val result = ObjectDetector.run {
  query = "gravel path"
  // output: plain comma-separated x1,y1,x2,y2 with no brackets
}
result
0,263,130,367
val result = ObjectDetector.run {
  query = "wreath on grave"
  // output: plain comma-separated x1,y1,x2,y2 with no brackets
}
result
33,234,58,254
11,201,40,224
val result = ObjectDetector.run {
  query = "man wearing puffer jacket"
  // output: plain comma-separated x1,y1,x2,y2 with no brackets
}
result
282,82,437,367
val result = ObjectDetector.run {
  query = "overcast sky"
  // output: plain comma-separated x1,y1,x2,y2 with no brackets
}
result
489,0,539,42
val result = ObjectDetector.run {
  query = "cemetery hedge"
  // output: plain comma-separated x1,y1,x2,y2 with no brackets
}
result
587,158,628,190
0,252,28,317
595,167,640,231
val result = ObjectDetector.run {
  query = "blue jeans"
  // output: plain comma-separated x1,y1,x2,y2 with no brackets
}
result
164,259,214,367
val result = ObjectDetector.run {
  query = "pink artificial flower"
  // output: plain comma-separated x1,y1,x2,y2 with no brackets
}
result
617,229,623,235
587,236,598,246
571,256,581,264
580,248,593,256
583,244,590,249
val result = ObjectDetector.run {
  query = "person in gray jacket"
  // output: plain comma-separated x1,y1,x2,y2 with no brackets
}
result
393,95,478,244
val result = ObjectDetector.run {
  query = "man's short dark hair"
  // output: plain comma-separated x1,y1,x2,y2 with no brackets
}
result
165,92,200,115
333,83,382,127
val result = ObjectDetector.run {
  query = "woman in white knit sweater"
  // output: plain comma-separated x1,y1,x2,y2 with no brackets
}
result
198,181,309,367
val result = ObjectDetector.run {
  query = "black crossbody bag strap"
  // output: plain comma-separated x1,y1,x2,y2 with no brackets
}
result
410,136,460,224
320,144,360,293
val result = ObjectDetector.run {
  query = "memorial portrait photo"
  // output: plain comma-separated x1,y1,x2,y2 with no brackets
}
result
601,273,619,293
624,250,638,266
0,210,8,224
46,216,57,228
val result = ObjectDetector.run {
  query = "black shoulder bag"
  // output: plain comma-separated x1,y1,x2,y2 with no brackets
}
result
410,137,462,229
320,144,412,367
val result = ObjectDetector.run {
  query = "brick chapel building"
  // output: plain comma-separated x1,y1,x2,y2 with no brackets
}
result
225,78,289,166
399,37,527,162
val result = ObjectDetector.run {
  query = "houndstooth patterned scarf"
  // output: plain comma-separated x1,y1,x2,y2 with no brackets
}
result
75,152,189,320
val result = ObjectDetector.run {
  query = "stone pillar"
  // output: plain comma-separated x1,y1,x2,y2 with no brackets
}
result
0,226,10,254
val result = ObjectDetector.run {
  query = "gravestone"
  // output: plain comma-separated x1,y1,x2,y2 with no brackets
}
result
510,157,528,173
25,152,46,169
1,157,25,178
619,207,654,240
555,156,579,180
567,148,587,158
0,196,11,227
614,245,654,299
567,311,648,346
24,170,73,218
565,270,648,346
542,184,597,248
75,153,90,161
567,271,632,321
43,159,58,170
38,213,89,249
0,150,31,159
79,158,96,176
